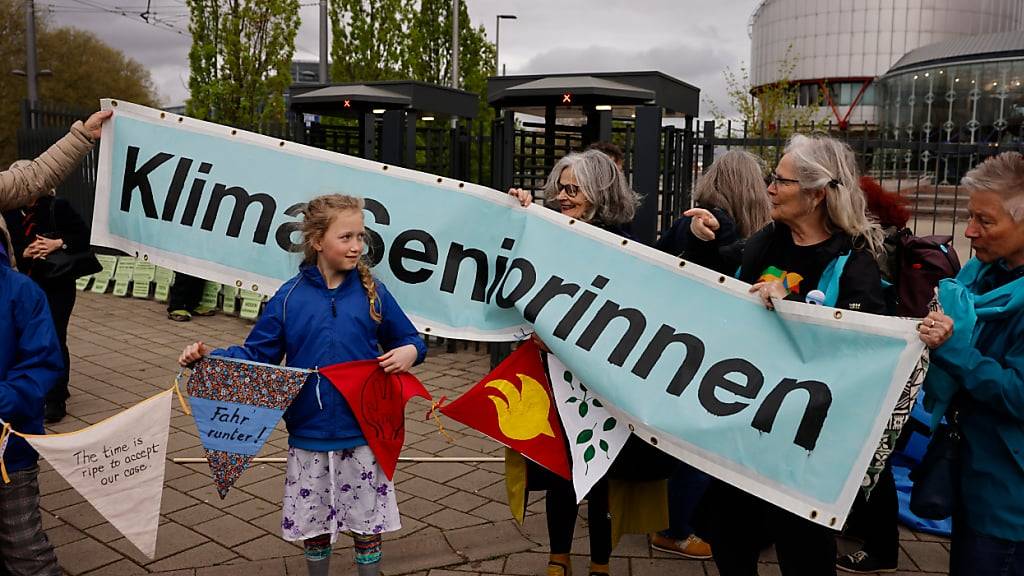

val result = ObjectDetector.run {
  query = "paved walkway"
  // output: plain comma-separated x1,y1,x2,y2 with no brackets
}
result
36,290,951,575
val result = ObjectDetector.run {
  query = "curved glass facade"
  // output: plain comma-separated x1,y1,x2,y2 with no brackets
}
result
879,58,1024,145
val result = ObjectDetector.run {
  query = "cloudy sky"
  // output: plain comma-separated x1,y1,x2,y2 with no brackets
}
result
41,0,758,115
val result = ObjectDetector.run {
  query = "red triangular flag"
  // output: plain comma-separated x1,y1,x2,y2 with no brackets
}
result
320,360,431,480
440,340,571,480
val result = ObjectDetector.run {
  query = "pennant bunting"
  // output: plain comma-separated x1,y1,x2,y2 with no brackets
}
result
545,354,631,503
320,360,432,480
19,390,173,559
440,340,571,479
186,356,308,498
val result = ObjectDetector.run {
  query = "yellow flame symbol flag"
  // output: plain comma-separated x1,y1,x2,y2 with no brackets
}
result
485,374,556,441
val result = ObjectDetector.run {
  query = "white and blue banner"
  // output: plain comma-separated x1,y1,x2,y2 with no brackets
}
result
93,100,925,527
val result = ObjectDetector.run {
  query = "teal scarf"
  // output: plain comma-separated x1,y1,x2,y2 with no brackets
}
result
924,257,1024,428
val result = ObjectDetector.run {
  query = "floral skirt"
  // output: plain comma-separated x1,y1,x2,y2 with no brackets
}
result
281,446,400,542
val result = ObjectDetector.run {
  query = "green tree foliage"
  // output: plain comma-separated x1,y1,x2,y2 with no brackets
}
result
406,0,494,117
186,0,300,131
327,0,495,118
0,1,159,165
707,45,824,138
329,0,413,82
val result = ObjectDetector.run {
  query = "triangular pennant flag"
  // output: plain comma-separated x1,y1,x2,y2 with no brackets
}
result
20,390,173,559
545,354,631,503
320,360,432,480
186,356,308,498
441,339,571,480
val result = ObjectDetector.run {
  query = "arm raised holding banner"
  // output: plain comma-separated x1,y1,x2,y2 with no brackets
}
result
1,110,111,268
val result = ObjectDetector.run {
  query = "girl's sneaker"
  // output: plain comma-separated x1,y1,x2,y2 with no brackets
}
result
836,550,897,573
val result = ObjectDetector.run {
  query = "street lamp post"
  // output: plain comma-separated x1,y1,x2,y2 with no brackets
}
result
495,14,517,76
25,0,38,105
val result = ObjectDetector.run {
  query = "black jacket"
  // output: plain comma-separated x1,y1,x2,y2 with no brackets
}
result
2,196,91,282
739,222,886,314
656,207,741,275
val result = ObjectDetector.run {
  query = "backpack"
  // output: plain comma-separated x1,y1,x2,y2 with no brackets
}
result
886,229,961,318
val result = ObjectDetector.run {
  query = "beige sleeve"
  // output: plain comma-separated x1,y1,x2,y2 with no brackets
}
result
0,121,95,211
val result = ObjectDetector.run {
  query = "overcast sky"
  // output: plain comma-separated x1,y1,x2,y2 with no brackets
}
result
41,0,757,116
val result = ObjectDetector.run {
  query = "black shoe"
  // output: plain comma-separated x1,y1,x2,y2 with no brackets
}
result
44,401,66,423
837,550,897,573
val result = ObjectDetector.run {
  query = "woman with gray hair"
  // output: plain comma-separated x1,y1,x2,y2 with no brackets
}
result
708,134,887,576
508,148,640,235
656,149,771,274
509,150,675,576
915,152,1024,576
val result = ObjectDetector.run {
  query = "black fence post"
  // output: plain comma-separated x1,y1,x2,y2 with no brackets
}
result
681,116,695,208
404,111,418,168
358,113,376,160
381,110,404,165
701,119,715,174
492,110,514,191
583,108,612,146
632,105,662,246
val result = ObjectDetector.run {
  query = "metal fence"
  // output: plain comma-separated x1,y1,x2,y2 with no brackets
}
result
689,118,1024,261
16,102,99,225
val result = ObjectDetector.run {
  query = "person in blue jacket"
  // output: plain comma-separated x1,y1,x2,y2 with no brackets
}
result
179,194,427,576
0,262,64,575
917,152,1024,576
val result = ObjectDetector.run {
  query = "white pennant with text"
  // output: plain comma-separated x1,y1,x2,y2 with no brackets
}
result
21,390,172,558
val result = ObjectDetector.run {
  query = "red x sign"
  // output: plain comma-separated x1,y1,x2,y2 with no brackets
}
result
343,100,351,108
562,93,572,104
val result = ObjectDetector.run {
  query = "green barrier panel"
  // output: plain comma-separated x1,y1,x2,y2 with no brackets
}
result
111,257,136,297
221,285,239,315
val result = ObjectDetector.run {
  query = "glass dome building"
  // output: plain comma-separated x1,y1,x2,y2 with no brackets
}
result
879,30,1024,146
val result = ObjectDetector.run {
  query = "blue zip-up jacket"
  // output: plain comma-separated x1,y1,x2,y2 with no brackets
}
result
0,265,62,472
213,265,427,451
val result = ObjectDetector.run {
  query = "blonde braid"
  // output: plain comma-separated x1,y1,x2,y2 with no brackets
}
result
357,260,382,323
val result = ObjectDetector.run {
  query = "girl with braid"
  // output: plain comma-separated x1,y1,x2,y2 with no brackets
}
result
179,194,427,576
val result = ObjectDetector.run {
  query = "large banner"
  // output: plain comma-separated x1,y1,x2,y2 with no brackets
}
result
93,101,925,527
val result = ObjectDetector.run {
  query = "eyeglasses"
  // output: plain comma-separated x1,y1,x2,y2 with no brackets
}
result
556,182,582,198
766,172,801,187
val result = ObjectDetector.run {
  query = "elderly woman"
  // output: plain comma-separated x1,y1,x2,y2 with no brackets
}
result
509,150,675,576
648,150,771,561
708,134,887,576
657,149,771,275
917,152,1024,576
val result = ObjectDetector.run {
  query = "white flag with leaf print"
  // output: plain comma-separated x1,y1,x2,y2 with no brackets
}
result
546,354,632,503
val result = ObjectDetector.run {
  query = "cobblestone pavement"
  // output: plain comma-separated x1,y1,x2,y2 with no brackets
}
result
36,291,951,575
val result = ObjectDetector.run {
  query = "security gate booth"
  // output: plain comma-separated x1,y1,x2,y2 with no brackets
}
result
487,71,700,245
289,81,479,171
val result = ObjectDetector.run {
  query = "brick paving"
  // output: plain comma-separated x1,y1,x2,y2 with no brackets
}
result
34,290,951,575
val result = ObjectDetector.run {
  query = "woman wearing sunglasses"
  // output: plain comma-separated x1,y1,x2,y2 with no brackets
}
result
508,150,676,576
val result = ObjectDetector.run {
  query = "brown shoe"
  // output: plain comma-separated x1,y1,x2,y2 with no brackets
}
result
546,559,571,576
650,533,712,560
